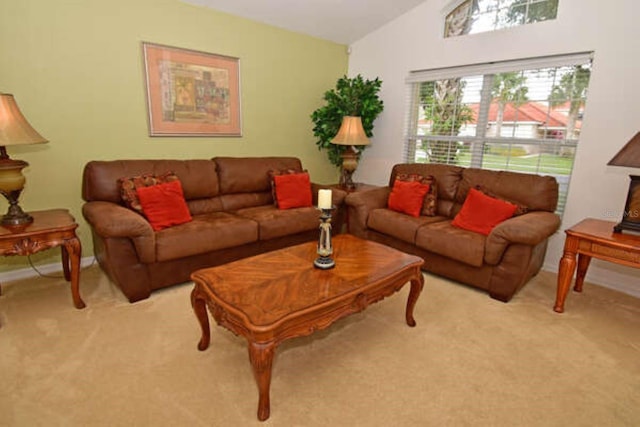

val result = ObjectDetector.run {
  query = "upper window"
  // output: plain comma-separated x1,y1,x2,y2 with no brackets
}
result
445,0,559,37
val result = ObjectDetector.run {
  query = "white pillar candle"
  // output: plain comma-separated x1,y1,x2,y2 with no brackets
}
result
318,189,332,209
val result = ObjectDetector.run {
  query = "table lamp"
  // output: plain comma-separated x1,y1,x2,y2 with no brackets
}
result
608,131,640,233
0,93,48,227
330,116,370,190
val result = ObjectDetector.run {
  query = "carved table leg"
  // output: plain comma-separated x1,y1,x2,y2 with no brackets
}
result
248,341,276,421
61,244,71,281
405,270,424,327
554,235,578,313
574,254,591,292
63,237,85,309
191,284,211,351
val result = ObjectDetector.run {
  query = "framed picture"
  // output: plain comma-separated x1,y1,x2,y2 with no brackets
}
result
142,42,241,137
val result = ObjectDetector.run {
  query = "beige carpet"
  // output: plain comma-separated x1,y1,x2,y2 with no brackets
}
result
1,265,639,426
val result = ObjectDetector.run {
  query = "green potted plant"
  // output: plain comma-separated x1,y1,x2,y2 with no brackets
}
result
311,75,384,186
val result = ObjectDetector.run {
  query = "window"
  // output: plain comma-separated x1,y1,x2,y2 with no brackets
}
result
404,52,592,213
445,0,559,37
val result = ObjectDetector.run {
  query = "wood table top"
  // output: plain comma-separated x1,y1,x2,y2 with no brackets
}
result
0,209,77,237
566,218,640,249
191,234,424,328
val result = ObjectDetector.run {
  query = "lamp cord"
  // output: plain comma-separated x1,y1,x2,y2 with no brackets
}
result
27,255,96,279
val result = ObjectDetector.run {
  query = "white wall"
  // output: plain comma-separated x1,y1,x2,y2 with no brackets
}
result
348,0,640,297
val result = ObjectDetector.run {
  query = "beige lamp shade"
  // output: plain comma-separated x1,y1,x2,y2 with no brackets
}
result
331,116,370,146
0,93,48,227
608,131,640,167
0,93,48,146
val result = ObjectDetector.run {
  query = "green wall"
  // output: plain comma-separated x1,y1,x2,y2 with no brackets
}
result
0,0,347,271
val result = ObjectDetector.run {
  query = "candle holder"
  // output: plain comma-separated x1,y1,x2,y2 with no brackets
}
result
314,206,335,269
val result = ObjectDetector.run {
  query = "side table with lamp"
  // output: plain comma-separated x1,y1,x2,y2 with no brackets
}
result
0,93,85,313
554,131,640,313
329,116,380,231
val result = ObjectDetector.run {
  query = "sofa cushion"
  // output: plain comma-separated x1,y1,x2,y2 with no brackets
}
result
236,205,319,240
274,172,313,209
155,212,258,262
137,180,192,231
452,188,517,235
368,208,447,244
455,168,558,213
415,220,486,267
214,157,303,195
82,159,219,204
387,179,431,217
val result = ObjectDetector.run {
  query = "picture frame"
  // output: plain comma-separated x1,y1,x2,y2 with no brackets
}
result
142,42,241,137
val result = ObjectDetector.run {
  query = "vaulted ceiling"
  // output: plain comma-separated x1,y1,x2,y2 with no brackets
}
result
181,0,429,45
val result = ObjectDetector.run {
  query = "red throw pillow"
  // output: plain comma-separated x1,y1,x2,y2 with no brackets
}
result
396,173,438,216
387,179,431,217
268,168,300,207
451,188,518,235
119,171,179,214
273,172,312,209
136,180,192,231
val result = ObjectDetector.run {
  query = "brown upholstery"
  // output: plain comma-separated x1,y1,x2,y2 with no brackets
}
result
81,157,346,303
346,163,561,302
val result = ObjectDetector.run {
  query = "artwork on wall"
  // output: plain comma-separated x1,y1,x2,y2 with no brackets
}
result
142,42,241,137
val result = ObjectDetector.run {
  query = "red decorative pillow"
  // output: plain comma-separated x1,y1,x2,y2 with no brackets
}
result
119,171,178,214
474,184,529,216
396,173,438,216
273,172,312,209
387,179,431,217
268,168,303,207
136,180,192,231
451,188,517,235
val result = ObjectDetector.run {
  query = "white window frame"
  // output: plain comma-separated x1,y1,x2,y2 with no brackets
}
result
404,52,593,214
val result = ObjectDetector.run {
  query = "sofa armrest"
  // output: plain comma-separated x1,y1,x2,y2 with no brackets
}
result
344,187,391,236
82,201,156,263
311,183,348,206
484,211,561,265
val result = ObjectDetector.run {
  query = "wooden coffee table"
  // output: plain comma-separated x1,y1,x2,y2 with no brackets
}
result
190,234,424,421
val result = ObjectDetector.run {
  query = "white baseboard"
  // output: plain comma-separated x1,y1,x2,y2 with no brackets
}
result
0,257,96,283
543,260,640,298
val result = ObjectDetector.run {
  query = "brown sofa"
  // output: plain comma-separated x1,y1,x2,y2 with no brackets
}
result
81,157,346,303
345,163,561,302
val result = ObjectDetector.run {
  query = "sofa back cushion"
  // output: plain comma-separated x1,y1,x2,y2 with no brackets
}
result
214,157,303,194
82,159,219,204
214,157,304,210
455,168,558,214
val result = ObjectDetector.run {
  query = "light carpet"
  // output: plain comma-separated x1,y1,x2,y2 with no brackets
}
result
1,265,639,426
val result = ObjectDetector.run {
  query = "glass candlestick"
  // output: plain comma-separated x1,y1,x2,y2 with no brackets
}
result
314,206,335,269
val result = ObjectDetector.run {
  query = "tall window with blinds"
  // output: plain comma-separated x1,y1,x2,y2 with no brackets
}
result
404,53,592,213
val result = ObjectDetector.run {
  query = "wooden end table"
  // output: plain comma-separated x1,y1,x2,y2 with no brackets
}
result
190,234,424,421
554,218,640,313
0,209,85,310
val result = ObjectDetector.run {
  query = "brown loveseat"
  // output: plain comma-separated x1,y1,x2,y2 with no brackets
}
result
346,163,561,302
82,157,345,302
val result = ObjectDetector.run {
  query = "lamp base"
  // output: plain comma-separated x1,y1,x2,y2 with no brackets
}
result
613,175,640,233
339,149,359,191
1,189,33,228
